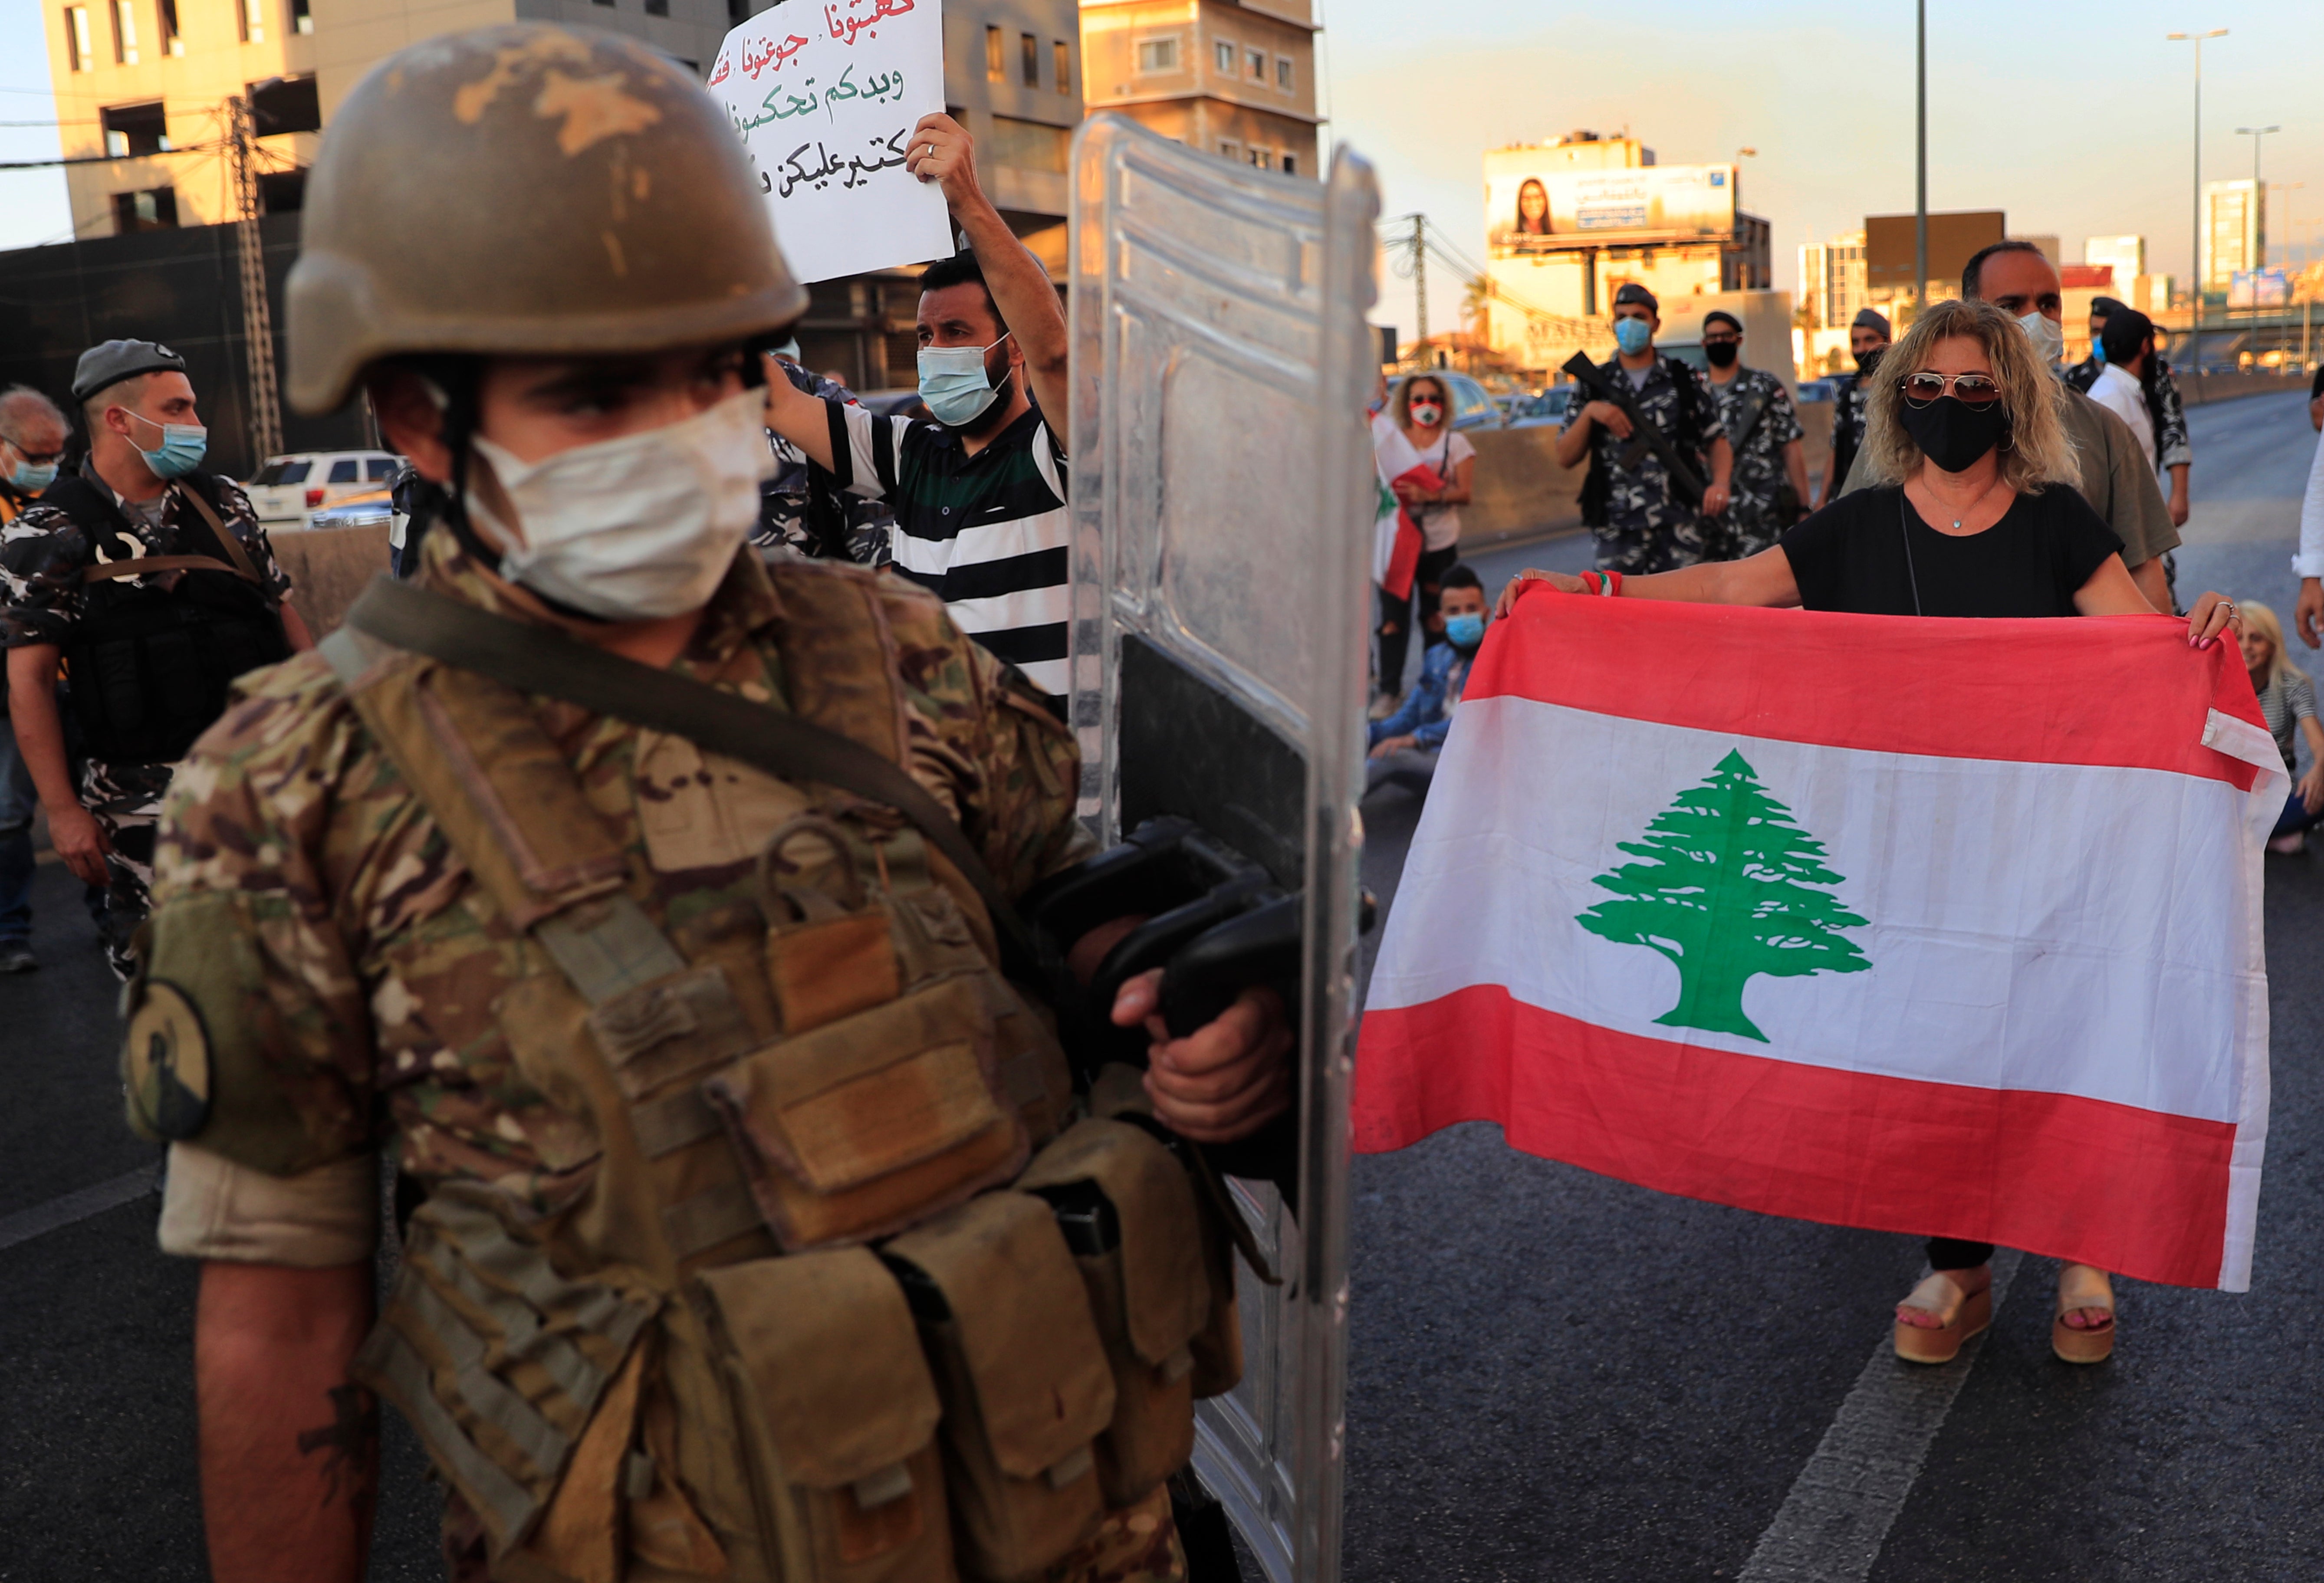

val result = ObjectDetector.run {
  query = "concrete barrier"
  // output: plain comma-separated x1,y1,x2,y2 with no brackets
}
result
271,524,390,637
1455,401,1837,553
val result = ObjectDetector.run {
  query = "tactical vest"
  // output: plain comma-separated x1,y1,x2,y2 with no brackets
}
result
323,561,1237,1583
42,471,289,765
1576,354,1713,529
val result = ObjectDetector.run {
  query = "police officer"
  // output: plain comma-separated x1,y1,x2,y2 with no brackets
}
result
0,384,71,973
2068,294,2192,529
1555,282,1732,573
1818,308,1889,510
1698,310,1808,560
0,341,309,977
131,26,1286,1582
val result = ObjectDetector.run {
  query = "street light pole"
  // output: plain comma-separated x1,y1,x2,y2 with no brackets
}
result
2168,29,2227,390
2237,125,2279,269
1914,0,1926,321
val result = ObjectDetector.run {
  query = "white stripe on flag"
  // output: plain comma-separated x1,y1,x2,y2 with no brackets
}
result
1369,694,2274,1126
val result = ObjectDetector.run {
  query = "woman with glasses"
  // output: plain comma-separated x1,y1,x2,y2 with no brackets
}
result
1495,296,2242,1367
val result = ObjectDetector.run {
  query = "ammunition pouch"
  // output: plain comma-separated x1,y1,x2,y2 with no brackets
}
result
697,1248,957,1582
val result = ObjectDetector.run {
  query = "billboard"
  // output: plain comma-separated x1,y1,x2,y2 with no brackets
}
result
2230,269,2291,309
1488,164,1738,247
1864,210,2005,291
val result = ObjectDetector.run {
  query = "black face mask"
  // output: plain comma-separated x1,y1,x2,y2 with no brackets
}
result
1855,347,1884,377
1898,394,2010,473
1704,341,1739,368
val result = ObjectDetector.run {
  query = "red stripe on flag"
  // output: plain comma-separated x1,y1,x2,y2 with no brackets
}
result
1379,461,1440,601
1354,985,2238,1288
1466,591,2263,787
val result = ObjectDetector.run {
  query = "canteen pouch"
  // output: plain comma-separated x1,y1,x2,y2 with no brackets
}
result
702,976,1029,1251
351,1186,662,1563
695,1249,957,1583
1018,1120,1211,1508
882,1192,1116,1581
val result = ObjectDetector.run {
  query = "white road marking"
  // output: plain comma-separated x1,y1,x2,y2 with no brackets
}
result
0,1166,160,1255
1737,1248,2025,1582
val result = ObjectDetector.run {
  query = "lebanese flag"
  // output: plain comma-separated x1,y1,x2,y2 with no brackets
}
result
1372,413,1440,600
1354,592,2281,1290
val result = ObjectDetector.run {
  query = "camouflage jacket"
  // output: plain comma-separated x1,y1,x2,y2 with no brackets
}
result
1561,353,1717,533
147,531,1092,1202
1706,366,1804,519
0,466,292,648
1829,371,1871,482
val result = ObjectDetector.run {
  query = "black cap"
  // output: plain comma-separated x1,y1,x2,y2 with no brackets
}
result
2100,307,2156,367
1851,307,1892,337
71,339,189,404
1702,309,1742,335
2089,296,2126,318
1612,282,1659,315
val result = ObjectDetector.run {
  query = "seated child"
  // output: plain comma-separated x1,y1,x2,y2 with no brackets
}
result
1365,564,1488,800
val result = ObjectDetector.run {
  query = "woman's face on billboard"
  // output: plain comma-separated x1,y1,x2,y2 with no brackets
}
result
1518,181,1548,227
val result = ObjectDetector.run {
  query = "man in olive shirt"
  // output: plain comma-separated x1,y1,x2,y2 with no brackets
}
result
1841,243,2177,612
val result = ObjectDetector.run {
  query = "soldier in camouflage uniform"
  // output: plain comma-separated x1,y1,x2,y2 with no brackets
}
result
1697,310,1808,561
2067,296,2192,529
1819,308,1890,511
131,26,1288,1583
1555,282,1732,574
0,339,310,977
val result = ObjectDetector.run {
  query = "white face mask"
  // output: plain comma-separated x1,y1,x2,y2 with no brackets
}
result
465,385,771,621
2018,309,2065,368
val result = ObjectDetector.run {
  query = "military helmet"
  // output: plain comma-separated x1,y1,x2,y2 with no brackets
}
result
286,24,807,414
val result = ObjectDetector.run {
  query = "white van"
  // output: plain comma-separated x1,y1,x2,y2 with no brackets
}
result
245,451,403,529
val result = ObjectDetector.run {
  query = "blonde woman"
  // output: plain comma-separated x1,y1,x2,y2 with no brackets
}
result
1374,374,1477,703
2237,600,2324,853
1496,297,2243,1366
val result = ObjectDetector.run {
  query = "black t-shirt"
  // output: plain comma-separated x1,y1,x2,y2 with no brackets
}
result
2311,362,2324,401
1779,484,2123,618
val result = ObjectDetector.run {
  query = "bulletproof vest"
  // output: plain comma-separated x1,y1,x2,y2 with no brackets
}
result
325,560,1236,1583
41,471,288,765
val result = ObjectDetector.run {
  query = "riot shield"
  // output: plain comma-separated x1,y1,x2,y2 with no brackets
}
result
1067,115,1379,1582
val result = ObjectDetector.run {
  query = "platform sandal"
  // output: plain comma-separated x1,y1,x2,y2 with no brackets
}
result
1893,1268,1992,1365
2052,1264,2116,1364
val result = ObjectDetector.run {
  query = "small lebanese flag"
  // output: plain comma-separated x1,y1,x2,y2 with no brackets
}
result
1372,413,1440,600
1354,592,2281,1290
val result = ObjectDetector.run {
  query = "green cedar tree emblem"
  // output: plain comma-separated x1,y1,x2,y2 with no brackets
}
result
1577,749,1871,1042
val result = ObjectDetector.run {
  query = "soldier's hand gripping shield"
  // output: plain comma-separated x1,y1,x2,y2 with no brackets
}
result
1055,116,1379,1582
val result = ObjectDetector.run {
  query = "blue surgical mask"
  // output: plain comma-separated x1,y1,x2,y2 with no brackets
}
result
917,333,1012,428
7,453,56,492
1444,612,1486,650
124,409,207,479
2092,338,2107,366
1613,317,1653,357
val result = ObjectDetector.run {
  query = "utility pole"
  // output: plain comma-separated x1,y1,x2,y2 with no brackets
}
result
1411,213,1427,359
1914,0,1926,322
227,94,283,466
2169,30,2227,392
2236,125,2278,269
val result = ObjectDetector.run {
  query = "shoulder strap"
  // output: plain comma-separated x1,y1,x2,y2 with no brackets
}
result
1727,381,1774,453
337,576,1035,960
173,482,266,585
82,553,253,585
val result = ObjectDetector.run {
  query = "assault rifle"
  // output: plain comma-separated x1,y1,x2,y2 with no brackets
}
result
1561,350,1708,509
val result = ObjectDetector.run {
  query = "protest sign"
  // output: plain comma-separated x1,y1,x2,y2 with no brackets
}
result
707,0,953,284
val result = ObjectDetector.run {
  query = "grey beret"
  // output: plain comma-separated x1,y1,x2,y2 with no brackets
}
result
71,339,189,404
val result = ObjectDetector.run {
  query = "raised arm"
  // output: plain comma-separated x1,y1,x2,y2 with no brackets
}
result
763,361,837,471
906,114,1070,433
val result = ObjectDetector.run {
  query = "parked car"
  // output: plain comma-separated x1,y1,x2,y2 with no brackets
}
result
305,486,395,533
1387,371,1505,430
1507,387,1574,428
1794,377,1840,404
245,450,404,529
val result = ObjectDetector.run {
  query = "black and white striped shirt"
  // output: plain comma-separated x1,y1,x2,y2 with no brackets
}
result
824,398,1069,695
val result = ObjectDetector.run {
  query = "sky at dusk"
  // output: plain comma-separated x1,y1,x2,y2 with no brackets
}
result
1,0,2317,333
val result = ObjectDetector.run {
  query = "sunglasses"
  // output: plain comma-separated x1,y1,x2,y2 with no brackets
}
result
1899,371,2003,408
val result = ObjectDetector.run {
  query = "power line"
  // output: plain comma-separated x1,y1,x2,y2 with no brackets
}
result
0,140,224,170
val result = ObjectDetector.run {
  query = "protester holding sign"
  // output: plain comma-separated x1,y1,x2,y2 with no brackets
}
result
765,112,1074,696
1485,298,2247,1366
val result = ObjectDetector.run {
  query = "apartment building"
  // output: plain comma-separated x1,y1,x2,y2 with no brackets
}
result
1797,230,1867,332
1080,0,1319,179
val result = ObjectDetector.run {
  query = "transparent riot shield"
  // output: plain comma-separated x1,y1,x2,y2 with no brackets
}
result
1067,115,1379,1583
